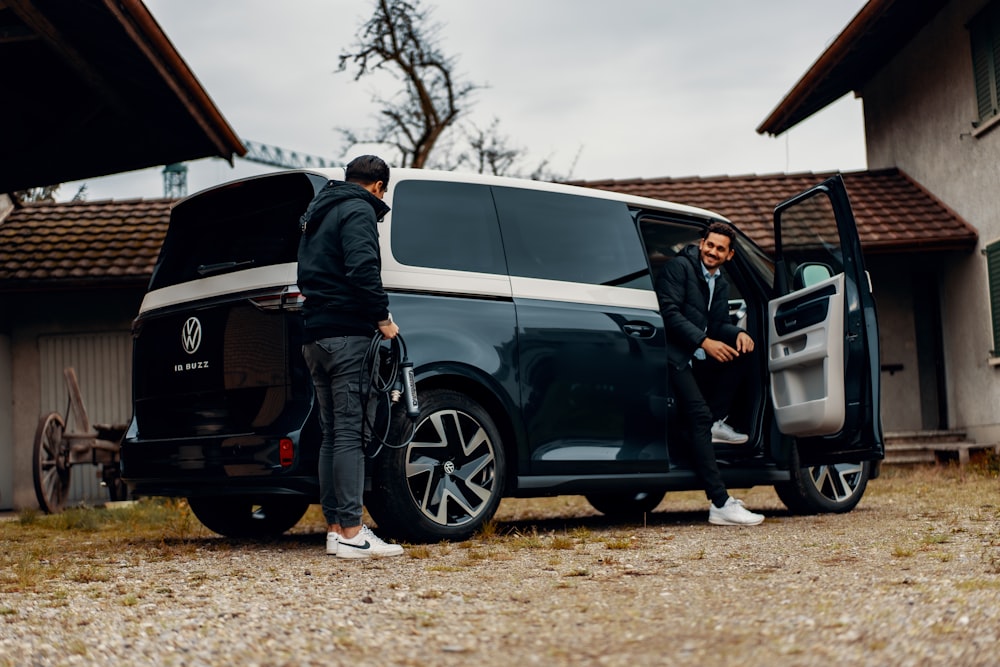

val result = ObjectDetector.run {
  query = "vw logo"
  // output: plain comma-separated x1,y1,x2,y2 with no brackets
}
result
181,317,202,354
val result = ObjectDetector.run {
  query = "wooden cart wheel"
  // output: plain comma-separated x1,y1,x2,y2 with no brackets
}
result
33,412,70,513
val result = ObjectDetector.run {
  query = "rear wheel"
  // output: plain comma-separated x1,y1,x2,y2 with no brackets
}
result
585,490,665,518
775,458,871,514
187,495,310,538
367,388,505,542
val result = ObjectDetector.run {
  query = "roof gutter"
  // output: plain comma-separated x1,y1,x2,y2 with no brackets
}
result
756,0,893,136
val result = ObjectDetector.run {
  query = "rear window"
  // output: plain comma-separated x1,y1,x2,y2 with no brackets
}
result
148,172,326,291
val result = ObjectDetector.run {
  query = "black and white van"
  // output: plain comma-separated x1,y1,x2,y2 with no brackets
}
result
120,169,883,541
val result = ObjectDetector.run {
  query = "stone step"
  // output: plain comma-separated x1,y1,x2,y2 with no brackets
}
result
884,429,966,444
883,439,998,467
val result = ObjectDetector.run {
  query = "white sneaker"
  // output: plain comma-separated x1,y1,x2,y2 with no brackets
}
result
711,419,748,445
326,531,340,555
709,497,764,526
336,525,404,559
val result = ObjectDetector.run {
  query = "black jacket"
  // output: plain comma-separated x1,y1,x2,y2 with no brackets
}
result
655,244,741,369
297,181,392,340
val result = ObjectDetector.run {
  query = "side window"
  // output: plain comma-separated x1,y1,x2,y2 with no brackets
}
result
986,238,1000,359
390,181,506,275
970,0,1000,128
492,186,651,289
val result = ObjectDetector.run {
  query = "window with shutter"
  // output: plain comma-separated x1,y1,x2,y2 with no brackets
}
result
970,1,1000,126
986,239,1000,357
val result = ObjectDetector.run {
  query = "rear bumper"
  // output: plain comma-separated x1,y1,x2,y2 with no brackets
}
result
120,432,319,499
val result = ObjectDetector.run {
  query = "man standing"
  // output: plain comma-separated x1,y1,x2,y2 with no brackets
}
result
656,222,764,526
298,155,405,557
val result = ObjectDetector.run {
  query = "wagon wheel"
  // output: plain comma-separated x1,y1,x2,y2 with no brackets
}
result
33,412,70,513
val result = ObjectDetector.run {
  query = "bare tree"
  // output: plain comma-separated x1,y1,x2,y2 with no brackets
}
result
454,118,520,176
338,0,480,168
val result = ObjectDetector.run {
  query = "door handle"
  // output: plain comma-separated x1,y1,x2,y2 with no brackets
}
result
622,322,656,338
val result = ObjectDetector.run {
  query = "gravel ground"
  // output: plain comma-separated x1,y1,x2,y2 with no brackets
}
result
1,466,998,667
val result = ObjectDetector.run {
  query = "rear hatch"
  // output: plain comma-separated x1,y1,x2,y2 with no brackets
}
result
132,171,328,442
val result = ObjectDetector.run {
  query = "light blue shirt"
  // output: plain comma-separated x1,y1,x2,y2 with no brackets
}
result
693,262,718,361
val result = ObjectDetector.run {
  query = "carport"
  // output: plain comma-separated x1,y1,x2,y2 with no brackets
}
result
0,0,245,509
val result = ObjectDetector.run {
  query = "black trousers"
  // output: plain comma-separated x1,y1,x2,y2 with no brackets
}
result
670,352,751,507
670,364,728,507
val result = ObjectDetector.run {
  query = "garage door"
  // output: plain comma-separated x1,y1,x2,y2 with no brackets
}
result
39,332,131,506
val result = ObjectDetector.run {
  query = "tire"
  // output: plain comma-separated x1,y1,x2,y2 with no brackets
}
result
775,451,871,515
187,495,310,538
367,388,506,542
585,490,665,518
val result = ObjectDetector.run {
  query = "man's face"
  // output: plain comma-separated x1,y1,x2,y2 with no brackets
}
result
699,232,734,273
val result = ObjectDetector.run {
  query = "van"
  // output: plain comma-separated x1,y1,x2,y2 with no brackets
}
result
121,169,883,540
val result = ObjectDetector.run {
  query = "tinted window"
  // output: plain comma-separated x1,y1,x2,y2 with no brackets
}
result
493,187,651,288
390,181,506,275
149,172,325,291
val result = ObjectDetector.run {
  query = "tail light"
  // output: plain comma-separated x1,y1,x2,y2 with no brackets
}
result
279,438,294,468
250,286,306,312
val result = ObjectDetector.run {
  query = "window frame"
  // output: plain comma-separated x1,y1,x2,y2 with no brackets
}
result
969,0,1000,130
985,238,1000,362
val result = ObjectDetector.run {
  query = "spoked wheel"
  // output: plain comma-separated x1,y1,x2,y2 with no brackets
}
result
33,412,70,513
367,389,505,542
775,459,871,514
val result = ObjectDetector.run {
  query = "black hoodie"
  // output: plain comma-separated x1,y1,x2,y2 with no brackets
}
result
297,180,392,340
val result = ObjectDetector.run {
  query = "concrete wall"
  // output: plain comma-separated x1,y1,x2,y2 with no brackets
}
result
2,288,143,510
861,0,1000,443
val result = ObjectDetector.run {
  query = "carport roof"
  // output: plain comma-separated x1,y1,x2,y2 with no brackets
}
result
0,168,978,292
0,0,245,194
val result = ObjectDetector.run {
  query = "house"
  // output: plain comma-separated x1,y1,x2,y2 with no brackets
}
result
0,0,243,510
755,0,1000,449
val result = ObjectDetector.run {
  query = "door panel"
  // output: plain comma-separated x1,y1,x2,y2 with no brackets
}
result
768,274,845,436
769,175,883,464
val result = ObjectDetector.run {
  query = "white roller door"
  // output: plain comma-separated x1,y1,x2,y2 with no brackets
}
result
38,332,132,505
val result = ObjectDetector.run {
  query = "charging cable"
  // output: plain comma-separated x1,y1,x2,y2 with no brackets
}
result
360,332,419,458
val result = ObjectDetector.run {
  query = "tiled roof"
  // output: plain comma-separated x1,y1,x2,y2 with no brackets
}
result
577,168,978,254
0,198,173,290
0,168,979,290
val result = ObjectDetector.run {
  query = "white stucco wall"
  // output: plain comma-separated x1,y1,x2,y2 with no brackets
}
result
861,0,1000,443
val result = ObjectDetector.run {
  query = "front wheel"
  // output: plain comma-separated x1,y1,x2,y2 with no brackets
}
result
187,495,310,538
775,459,871,514
366,388,506,542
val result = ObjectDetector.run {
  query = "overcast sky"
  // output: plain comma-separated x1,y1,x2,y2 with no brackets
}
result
62,0,870,202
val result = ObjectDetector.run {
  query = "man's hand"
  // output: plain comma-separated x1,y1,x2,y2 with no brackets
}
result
701,337,739,362
378,321,399,340
735,331,754,354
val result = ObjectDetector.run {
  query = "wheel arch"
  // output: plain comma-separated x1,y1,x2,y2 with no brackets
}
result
415,367,521,494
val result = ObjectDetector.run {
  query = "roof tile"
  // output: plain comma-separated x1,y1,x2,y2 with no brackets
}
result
575,168,977,253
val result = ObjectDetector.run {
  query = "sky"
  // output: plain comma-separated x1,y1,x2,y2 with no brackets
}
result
61,0,870,202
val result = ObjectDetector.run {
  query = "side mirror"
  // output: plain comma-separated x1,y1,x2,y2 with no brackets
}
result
792,262,834,290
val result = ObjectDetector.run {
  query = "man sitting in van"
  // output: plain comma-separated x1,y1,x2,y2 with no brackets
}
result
655,222,764,526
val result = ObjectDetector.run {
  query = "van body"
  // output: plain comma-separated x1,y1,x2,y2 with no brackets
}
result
121,169,883,540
